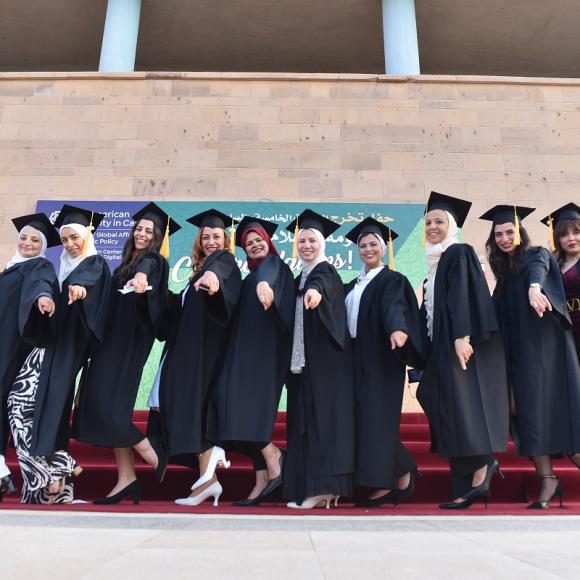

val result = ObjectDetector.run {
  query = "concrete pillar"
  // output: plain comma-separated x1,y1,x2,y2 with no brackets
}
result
99,0,142,72
381,0,420,75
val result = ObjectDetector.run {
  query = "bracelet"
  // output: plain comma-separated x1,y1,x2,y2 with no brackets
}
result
529,283,541,290
455,336,471,344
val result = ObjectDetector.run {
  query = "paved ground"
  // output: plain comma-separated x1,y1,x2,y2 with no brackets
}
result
2,511,580,579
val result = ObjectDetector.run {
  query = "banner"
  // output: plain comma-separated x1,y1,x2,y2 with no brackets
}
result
37,200,427,409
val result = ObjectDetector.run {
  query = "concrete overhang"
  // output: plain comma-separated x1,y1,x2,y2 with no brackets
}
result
0,0,579,77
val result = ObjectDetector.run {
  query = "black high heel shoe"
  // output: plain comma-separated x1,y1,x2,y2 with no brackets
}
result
439,458,502,510
394,469,419,506
527,474,564,510
439,491,490,510
0,474,16,496
260,449,285,498
94,480,141,505
355,490,398,508
151,439,167,483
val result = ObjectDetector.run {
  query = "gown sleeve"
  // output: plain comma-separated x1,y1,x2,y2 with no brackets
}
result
131,252,170,332
255,255,295,334
444,244,497,346
524,246,571,326
68,255,113,343
202,250,242,325
380,271,425,368
19,258,60,347
304,262,346,350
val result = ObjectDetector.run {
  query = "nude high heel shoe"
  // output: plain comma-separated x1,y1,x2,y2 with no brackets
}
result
191,446,230,491
287,494,334,509
175,481,223,507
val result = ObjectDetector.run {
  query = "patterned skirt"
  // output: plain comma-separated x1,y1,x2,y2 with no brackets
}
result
7,348,79,504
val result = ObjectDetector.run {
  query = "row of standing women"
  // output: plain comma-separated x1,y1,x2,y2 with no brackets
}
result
0,194,579,510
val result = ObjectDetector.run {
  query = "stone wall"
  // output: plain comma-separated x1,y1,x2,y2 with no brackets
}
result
2,72,578,266
0,72,578,250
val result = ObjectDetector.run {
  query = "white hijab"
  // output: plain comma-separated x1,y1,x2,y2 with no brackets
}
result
424,211,460,339
298,228,328,277
6,225,48,270
59,223,97,287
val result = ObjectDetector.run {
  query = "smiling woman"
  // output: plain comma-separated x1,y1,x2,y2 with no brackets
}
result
73,202,178,506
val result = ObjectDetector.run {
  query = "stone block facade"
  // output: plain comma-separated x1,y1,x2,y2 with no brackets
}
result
1,71,578,264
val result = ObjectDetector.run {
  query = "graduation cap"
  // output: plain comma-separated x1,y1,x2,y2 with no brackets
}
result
425,191,472,228
53,204,105,257
479,205,535,248
132,202,181,260
235,216,278,249
345,217,399,270
286,209,341,260
12,212,61,248
186,209,238,253
540,203,580,252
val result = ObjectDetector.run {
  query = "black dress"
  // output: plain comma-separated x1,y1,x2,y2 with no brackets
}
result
159,250,242,460
73,252,168,448
562,260,580,360
417,244,509,497
284,261,355,503
345,267,424,489
207,255,294,453
29,255,112,456
0,258,59,454
494,247,580,457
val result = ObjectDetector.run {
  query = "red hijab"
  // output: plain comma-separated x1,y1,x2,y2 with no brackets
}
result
240,226,279,272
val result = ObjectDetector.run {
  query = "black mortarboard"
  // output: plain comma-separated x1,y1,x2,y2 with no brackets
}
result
186,209,236,230
132,202,181,236
540,203,580,228
12,213,61,248
53,204,105,231
346,217,399,270
285,209,340,239
426,191,472,228
540,203,580,252
345,217,399,245
235,216,278,248
479,205,536,225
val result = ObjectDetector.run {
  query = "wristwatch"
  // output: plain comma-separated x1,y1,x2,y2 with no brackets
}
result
529,283,541,290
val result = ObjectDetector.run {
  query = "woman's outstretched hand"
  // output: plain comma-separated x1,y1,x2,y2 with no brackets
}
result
528,286,552,318
304,289,322,310
454,338,473,371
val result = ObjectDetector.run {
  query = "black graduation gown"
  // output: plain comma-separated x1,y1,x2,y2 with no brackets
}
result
73,252,169,448
30,255,112,456
159,250,242,458
345,267,424,489
0,258,59,453
416,243,509,459
207,255,295,445
494,247,580,456
284,261,355,503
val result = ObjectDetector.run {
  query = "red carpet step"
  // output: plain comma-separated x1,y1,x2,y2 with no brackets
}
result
4,412,580,506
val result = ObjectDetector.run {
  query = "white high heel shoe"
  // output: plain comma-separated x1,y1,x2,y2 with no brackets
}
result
175,481,223,507
191,446,231,491
287,494,335,509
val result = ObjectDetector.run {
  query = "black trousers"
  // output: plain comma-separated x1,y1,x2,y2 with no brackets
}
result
449,454,492,499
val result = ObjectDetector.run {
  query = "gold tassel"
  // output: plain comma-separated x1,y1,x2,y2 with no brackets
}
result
388,230,395,271
291,217,299,260
548,215,556,252
81,212,94,257
160,217,170,260
229,216,236,254
513,206,521,247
